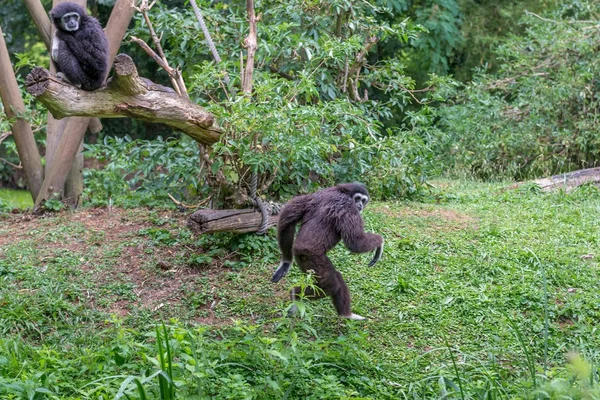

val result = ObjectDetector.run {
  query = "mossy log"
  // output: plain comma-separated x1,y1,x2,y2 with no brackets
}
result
533,167,600,192
25,54,222,145
188,209,279,234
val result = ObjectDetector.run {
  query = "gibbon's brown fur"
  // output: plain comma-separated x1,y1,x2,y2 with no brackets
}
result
271,183,383,320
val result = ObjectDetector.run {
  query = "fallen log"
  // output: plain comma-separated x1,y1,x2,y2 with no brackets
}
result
533,167,600,192
188,208,279,234
25,54,222,146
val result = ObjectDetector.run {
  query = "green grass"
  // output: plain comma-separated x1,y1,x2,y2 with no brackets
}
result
0,188,33,209
1,181,599,398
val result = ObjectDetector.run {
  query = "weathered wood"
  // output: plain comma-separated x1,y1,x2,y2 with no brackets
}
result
241,0,257,94
22,0,52,49
0,23,44,201
25,55,222,145
533,167,600,192
188,209,279,234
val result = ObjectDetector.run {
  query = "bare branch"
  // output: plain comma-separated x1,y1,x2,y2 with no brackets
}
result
346,36,379,102
241,0,258,95
130,36,173,73
268,65,294,81
0,157,23,169
133,0,189,99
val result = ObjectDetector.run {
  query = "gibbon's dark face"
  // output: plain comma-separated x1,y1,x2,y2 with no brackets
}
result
61,12,80,32
353,192,369,213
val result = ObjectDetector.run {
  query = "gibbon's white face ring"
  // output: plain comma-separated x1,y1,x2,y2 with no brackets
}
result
353,193,369,213
62,12,80,32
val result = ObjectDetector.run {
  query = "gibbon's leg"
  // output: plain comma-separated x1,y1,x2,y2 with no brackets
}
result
291,254,366,320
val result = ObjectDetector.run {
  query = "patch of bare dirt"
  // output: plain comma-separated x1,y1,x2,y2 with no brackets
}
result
0,208,241,325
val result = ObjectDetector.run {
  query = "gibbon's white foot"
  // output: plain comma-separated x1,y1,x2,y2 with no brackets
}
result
342,313,367,321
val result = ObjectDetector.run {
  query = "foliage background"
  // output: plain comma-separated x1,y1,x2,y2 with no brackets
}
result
432,2,600,179
1,0,586,202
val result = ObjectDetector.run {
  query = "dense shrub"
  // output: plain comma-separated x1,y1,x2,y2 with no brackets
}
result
433,1,600,180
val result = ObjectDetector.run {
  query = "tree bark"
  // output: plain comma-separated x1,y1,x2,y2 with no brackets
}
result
22,0,52,49
241,0,257,95
0,24,44,201
26,56,222,145
188,209,279,234
45,0,88,205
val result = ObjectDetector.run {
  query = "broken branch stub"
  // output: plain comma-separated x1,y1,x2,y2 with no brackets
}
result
25,54,222,145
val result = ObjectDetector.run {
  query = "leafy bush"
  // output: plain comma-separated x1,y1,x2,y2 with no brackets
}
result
433,1,600,180
114,0,439,204
83,136,204,208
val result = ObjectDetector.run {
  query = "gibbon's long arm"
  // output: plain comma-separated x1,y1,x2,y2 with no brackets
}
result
338,209,384,264
272,195,308,283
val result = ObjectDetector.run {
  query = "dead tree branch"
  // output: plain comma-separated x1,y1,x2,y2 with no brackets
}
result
347,36,378,102
241,0,258,95
533,167,600,192
26,54,222,145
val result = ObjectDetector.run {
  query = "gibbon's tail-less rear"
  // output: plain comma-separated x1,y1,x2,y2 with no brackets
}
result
271,195,309,283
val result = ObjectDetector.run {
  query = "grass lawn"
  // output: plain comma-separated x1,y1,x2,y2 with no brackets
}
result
0,180,599,399
0,188,34,210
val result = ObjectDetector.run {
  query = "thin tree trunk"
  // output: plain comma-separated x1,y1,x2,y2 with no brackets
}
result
46,0,87,205
0,24,44,201
241,0,257,95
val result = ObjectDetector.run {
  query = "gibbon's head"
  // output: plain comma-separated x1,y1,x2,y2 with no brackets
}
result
50,2,87,32
336,182,369,213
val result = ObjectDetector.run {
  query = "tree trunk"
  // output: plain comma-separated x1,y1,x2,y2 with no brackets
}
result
0,24,44,201
23,0,52,49
188,209,279,234
45,0,87,206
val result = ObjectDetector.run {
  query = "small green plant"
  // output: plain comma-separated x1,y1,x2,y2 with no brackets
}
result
43,197,65,212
